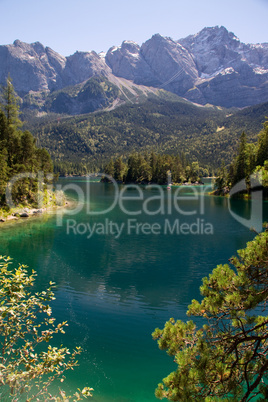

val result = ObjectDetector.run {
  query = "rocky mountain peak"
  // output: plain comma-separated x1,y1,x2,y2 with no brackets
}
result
178,26,245,76
121,40,140,52
32,41,46,54
0,40,67,94
11,39,37,54
198,25,236,40
0,26,267,110
140,34,198,94
179,25,242,54
13,39,24,47
11,40,47,57
63,50,110,86
105,39,156,84
150,33,169,42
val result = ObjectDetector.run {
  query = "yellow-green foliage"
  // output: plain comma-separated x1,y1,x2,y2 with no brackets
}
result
0,256,93,401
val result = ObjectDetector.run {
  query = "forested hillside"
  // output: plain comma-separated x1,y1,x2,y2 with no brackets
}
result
24,98,268,175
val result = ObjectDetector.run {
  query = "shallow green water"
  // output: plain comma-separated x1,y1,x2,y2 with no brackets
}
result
0,179,267,401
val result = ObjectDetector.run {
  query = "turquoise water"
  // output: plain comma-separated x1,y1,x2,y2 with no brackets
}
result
0,179,267,401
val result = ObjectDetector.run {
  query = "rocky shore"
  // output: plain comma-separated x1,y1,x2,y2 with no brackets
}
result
0,201,72,224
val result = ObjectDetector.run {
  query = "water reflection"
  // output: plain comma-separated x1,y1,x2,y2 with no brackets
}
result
0,180,266,401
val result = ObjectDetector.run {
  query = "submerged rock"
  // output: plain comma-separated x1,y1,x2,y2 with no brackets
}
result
20,212,29,217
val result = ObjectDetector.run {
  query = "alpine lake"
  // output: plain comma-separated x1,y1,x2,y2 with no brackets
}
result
0,178,267,402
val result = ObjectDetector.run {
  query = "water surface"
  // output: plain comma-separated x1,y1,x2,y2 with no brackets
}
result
0,179,266,401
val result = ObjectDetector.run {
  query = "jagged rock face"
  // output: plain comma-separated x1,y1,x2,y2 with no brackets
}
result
105,40,157,86
140,34,198,95
0,41,110,95
106,35,199,95
179,26,268,107
63,51,110,86
245,43,268,67
0,26,267,109
0,40,66,94
179,26,245,75
180,25,268,72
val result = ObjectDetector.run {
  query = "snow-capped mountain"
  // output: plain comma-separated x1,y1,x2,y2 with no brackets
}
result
105,26,268,107
0,26,267,111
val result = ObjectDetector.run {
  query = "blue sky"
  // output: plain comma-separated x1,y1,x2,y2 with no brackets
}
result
0,0,267,56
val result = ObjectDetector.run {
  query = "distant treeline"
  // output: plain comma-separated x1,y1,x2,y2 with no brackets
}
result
102,152,211,184
53,160,99,177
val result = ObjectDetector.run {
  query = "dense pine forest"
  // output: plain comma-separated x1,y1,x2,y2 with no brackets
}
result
0,78,53,208
215,120,268,196
103,152,207,184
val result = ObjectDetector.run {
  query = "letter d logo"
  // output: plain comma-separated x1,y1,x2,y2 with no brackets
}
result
228,174,263,233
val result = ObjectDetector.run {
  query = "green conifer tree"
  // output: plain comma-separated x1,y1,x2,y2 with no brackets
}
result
153,228,268,401
1,74,22,130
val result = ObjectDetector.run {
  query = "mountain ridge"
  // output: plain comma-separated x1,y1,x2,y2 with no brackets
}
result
1,26,268,112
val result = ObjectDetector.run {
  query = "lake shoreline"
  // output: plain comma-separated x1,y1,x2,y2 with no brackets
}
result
0,200,74,225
